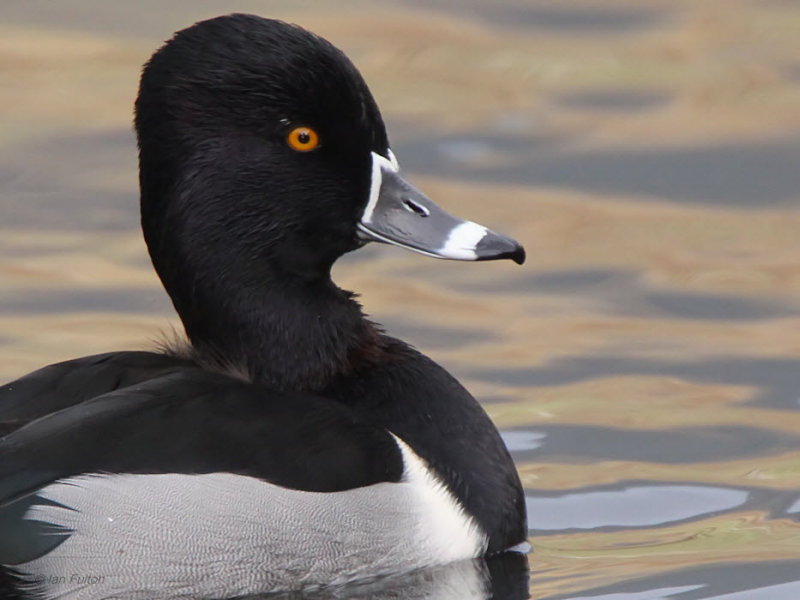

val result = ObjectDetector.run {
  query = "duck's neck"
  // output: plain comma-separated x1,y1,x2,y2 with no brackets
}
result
169,270,372,391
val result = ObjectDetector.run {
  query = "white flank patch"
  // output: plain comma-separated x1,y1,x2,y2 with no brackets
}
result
13,436,485,600
360,151,398,225
392,435,485,564
438,221,488,260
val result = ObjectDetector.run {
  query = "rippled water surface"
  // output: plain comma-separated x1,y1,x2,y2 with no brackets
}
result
2,1,800,598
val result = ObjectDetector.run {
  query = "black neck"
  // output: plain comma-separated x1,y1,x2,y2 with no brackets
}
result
203,277,367,391
150,233,369,391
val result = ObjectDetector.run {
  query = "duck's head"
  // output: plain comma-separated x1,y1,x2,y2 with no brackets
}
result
135,14,524,382
136,14,524,289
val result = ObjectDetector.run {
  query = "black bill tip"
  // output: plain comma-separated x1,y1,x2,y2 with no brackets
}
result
475,232,526,265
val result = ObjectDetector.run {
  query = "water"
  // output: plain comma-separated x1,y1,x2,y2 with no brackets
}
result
2,1,800,598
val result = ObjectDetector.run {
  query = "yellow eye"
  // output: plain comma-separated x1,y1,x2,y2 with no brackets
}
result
287,126,320,152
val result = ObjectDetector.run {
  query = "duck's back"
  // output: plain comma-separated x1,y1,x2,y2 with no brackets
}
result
0,351,194,435
0,339,525,551
0,349,500,598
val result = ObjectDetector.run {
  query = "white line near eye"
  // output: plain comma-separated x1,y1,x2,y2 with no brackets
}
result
361,152,398,225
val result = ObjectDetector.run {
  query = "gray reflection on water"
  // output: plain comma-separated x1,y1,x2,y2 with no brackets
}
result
1,130,137,231
527,485,747,531
0,290,172,316
0,0,277,37
446,268,635,296
511,425,800,464
395,134,800,207
449,267,799,321
641,292,795,321
378,317,497,350
0,189,136,231
0,0,672,37
707,580,800,599
439,140,500,165
557,90,672,112
783,63,800,83
405,0,669,33
500,431,546,452
568,586,703,600
471,356,800,409
783,497,800,513
522,269,630,292
543,560,800,600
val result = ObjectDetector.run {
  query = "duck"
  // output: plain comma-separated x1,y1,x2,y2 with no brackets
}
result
0,13,527,600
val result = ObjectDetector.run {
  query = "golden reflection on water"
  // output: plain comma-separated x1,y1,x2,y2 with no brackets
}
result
3,0,800,598
532,511,800,597
517,450,800,492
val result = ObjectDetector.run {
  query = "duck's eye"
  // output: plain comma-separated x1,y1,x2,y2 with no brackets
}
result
287,126,320,152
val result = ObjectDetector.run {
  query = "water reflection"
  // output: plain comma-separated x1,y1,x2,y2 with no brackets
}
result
0,130,136,231
0,289,172,316
404,0,670,33
550,560,800,600
511,425,800,463
527,485,748,531
396,134,800,207
556,90,672,113
472,355,800,409
242,553,529,600
707,580,800,599
501,431,547,452
568,586,703,600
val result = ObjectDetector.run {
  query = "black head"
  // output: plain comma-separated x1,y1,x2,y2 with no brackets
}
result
137,14,388,287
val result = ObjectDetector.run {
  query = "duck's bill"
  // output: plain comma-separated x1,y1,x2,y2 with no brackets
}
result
357,152,525,265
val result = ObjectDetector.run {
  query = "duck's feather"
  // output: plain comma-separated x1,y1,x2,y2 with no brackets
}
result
0,351,194,433
0,366,404,508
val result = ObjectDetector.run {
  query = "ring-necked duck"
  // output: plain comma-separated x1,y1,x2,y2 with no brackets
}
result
0,14,527,600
